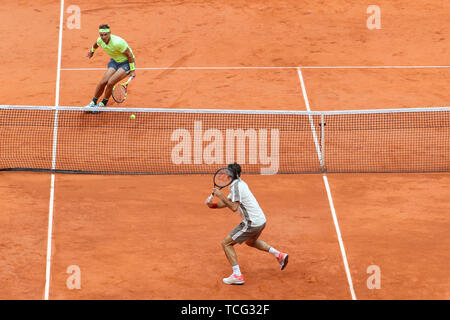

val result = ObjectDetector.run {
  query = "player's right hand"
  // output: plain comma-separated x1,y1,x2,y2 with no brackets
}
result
87,51,94,58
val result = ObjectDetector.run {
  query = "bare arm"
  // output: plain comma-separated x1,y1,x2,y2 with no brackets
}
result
221,198,240,212
87,42,99,58
205,197,239,211
211,189,240,212
206,199,228,209
123,48,135,64
123,47,136,77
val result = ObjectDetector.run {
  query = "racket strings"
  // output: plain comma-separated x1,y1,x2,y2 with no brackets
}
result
112,84,126,103
214,169,232,187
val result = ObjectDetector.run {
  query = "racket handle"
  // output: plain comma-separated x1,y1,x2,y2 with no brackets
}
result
127,76,134,83
205,194,213,205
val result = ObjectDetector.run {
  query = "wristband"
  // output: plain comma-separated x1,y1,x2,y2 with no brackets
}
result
210,203,218,208
129,62,135,71
91,46,96,53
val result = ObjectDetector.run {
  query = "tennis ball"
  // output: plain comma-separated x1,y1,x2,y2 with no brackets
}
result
130,114,136,120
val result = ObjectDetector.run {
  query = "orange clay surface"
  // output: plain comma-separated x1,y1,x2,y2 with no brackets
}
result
1,0,450,299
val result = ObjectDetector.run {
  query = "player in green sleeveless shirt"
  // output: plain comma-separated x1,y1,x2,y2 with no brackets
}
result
86,24,136,111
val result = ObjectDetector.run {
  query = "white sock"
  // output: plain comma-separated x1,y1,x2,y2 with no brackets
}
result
232,265,241,276
269,247,280,258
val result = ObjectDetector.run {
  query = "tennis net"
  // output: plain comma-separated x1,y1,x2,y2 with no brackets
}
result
1,105,449,174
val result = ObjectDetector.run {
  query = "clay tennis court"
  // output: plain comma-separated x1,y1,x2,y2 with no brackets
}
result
1,0,450,300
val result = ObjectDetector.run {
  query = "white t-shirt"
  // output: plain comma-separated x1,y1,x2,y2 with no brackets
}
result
228,178,266,227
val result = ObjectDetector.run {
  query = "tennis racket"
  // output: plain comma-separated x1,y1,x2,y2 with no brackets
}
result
112,76,134,103
206,167,233,203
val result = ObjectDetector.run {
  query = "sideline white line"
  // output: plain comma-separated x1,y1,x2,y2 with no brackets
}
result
44,174,56,300
323,176,357,300
60,65,450,71
44,0,64,301
296,68,323,168
296,67,357,300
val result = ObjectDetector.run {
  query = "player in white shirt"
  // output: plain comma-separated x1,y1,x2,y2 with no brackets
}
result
206,163,288,285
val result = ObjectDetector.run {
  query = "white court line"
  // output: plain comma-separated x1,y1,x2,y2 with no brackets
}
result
296,67,357,300
303,65,450,69
60,66,298,71
296,68,323,168
322,175,357,301
44,0,64,301
60,65,450,71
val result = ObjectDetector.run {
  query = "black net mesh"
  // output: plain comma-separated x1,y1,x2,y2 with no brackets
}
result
1,106,449,174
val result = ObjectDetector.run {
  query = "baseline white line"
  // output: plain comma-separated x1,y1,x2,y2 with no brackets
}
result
44,0,64,301
296,67,357,300
60,65,450,71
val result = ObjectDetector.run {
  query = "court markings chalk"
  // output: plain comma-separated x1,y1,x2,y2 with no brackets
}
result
297,67,357,300
61,65,450,71
44,0,64,301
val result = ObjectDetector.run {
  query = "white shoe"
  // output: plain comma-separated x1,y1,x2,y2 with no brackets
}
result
277,253,289,270
85,101,97,113
222,273,245,285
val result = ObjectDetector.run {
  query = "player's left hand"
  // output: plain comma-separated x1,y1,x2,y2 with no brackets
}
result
129,70,136,78
205,194,213,205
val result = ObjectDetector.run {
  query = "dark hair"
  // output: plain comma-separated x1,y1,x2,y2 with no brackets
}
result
227,162,241,180
99,24,110,30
